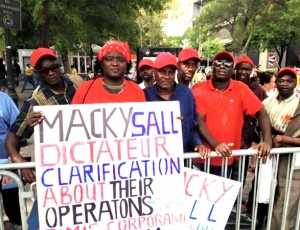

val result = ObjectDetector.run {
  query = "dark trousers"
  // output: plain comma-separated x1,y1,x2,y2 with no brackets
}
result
0,187,22,225
192,162,232,178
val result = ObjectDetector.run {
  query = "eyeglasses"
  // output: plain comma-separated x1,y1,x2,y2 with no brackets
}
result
214,60,233,68
37,63,61,76
236,68,252,72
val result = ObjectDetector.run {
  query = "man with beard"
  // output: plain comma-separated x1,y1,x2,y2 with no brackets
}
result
191,51,272,177
234,55,268,228
177,48,201,88
234,55,267,154
138,59,155,89
262,68,300,230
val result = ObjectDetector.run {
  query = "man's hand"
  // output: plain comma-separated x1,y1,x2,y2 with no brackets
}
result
21,169,36,183
214,143,233,157
195,144,211,159
27,111,45,127
272,135,282,148
256,141,272,158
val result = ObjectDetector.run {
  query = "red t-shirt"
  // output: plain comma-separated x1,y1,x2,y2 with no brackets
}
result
192,79,263,166
71,77,146,104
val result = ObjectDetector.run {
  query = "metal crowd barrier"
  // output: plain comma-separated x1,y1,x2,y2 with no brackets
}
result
0,148,299,230
0,162,35,230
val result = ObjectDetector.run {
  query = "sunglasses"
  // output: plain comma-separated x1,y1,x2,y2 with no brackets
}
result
214,60,233,68
37,63,61,76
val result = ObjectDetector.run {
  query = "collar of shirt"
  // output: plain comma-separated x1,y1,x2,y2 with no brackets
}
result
208,78,234,91
276,93,297,103
153,82,178,100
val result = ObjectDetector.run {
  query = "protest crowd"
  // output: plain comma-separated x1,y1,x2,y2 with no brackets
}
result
0,40,300,230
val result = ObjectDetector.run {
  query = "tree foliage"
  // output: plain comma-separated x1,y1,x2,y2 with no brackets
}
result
201,38,225,60
163,36,183,47
136,9,167,47
250,0,300,67
10,0,171,52
195,0,286,55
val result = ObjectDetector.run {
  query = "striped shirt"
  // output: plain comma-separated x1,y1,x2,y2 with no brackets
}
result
10,74,83,138
263,94,299,133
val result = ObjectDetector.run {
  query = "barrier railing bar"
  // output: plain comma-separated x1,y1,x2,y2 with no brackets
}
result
281,154,293,230
266,154,280,230
0,170,32,230
182,147,300,159
0,162,35,170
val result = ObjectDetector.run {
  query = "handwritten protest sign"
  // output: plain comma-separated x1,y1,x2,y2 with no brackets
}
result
34,102,186,230
185,168,241,230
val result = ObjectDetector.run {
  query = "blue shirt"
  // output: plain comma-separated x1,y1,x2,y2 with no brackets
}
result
144,83,202,152
0,92,19,159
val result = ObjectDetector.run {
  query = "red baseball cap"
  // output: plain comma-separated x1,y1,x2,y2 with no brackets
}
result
235,55,254,68
178,48,202,63
138,59,154,70
213,51,235,62
154,52,178,70
277,67,297,79
30,48,57,68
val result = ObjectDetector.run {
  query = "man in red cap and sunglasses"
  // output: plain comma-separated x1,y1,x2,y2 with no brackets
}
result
5,47,84,229
191,51,272,177
138,59,155,89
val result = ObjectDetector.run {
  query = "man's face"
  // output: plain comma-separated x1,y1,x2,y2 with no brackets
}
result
139,65,154,82
101,52,127,78
178,58,198,82
155,66,176,90
276,75,296,97
235,62,252,84
213,59,233,81
37,59,61,85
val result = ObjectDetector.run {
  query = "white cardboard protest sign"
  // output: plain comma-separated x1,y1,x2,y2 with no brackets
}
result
34,102,186,230
185,168,241,230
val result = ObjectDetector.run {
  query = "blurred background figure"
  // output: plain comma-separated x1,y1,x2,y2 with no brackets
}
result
259,71,276,97
71,65,77,75
13,59,21,87
0,58,7,92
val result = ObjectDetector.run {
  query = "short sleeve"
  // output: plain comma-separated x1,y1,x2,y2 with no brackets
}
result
71,81,92,104
192,85,206,115
242,83,264,116
9,99,34,138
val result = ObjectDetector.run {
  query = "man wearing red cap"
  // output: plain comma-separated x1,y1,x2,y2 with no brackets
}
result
234,55,267,153
71,40,145,103
261,68,300,230
191,51,272,177
234,55,268,225
5,47,84,229
177,48,202,88
138,59,155,89
144,52,210,159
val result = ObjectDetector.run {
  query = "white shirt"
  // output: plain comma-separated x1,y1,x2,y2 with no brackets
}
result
139,82,146,89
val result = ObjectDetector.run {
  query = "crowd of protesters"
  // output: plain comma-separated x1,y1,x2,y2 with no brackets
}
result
0,40,299,230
